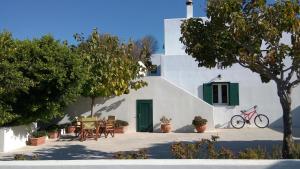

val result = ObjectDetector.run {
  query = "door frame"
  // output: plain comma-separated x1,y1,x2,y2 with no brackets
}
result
136,99,153,132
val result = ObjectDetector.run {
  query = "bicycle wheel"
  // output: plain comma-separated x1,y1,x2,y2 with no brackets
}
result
230,115,245,129
254,114,269,128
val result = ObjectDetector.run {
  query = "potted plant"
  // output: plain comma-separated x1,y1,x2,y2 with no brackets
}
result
29,131,47,146
192,116,207,133
66,116,78,133
47,125,59,139
114,120,129,133
160,116,172,133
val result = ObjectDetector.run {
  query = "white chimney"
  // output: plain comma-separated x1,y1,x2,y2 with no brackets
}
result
186,0,193,18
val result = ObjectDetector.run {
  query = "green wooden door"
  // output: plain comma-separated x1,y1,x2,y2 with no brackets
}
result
136,100,153,132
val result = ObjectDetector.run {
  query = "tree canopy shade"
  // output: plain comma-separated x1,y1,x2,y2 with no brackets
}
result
75,29,147,116
0,31,85,126
180,0,300,158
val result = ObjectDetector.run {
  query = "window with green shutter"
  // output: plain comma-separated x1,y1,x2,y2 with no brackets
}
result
203,83,212,105
229,83,239,106
203,82,239,106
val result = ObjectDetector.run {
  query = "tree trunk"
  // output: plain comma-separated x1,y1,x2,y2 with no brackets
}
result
90,97,95,117
277,85,294,159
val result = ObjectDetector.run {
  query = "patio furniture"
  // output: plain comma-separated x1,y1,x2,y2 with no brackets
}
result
79,117,99,141
104,119,115,138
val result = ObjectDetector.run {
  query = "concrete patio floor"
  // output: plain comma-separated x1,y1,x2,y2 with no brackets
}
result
1,128,300,160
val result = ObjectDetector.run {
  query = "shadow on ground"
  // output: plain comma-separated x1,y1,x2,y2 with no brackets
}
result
3,140,300,160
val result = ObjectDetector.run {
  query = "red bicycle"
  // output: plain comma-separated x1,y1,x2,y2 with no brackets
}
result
230,105,269,129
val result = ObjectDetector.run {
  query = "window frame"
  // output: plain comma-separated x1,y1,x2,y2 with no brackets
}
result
211,82,229,105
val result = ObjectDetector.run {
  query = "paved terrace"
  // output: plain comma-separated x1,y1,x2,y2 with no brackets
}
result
1,128,300,160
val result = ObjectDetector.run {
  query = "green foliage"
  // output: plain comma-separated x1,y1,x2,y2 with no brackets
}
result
171,135,220,159
160,116,172,124
31,131,47,138
238,146,268,159
14,153,39,160
180,0,300,158
46,124,59,132
171,142,201,159
114,120,129,128
113,149,148,159
192,116,207,126
131,35,158,70
0,31,85,126
14,154,26,160
74,29,147,115
181,0,300,82
271,143,300,159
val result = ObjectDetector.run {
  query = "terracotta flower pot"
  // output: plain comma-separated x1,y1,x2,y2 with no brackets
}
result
48,131,59,139
115,126,128,134
195,125,207,133
160,123,172,133
67,126,76,133
30,136,46,146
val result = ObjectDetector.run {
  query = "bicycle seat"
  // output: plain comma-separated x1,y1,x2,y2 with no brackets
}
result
240,110,246,113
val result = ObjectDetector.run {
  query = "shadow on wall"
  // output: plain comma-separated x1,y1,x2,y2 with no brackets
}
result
215,122,231,129
173,125,195,133
2,123,36,141
269,106,300,138
56,97,125,125
153,123,161,132
197,85,204,99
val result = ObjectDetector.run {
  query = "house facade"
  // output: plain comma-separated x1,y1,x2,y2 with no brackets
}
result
63,0,300,132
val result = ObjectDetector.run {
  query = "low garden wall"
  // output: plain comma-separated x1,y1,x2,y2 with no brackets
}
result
0,123,37,152
0,160,299,169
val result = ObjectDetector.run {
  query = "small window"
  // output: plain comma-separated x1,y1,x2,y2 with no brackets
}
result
203,82,239,106
212,83,228,104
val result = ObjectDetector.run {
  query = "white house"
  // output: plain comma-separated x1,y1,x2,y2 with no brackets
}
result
63,0,300,132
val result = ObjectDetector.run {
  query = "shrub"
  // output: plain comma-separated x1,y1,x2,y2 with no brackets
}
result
238,146,268,159
192,116,207,126
14,154,26,160
114,120,129,128
171,142,200,159
46,125,59,132
31,153,40,160
218,147,235,159
160,116,172,124
113,149,148,159
31,131,47,138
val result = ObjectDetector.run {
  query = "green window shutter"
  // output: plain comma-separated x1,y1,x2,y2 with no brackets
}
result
229,83,239,106
203,83,212,105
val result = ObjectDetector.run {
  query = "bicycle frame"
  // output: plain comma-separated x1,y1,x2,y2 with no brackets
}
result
241,106,257,121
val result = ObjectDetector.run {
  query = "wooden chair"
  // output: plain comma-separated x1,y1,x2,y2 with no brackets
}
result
104,119,115,138
79,117,99,141
103,115,115,138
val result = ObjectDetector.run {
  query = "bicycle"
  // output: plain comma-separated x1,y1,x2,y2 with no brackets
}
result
230,105,269,129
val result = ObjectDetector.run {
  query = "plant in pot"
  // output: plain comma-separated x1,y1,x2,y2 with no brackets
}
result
114,120,129,133
47,125,59,139
192,116,207,133
67,116,78,133
160,116,172,133
29,131,47,146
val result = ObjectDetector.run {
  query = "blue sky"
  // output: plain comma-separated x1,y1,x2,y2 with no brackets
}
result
0,0,206,53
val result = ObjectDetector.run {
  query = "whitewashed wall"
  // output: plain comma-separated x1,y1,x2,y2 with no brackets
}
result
160,54,300,128
62,77,214,132
0,123,36,152
162,17,300,129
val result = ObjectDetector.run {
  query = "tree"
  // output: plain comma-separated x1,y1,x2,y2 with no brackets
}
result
0,31,85,126
131,36,158,70
75,29,147,116
180,0,300,158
